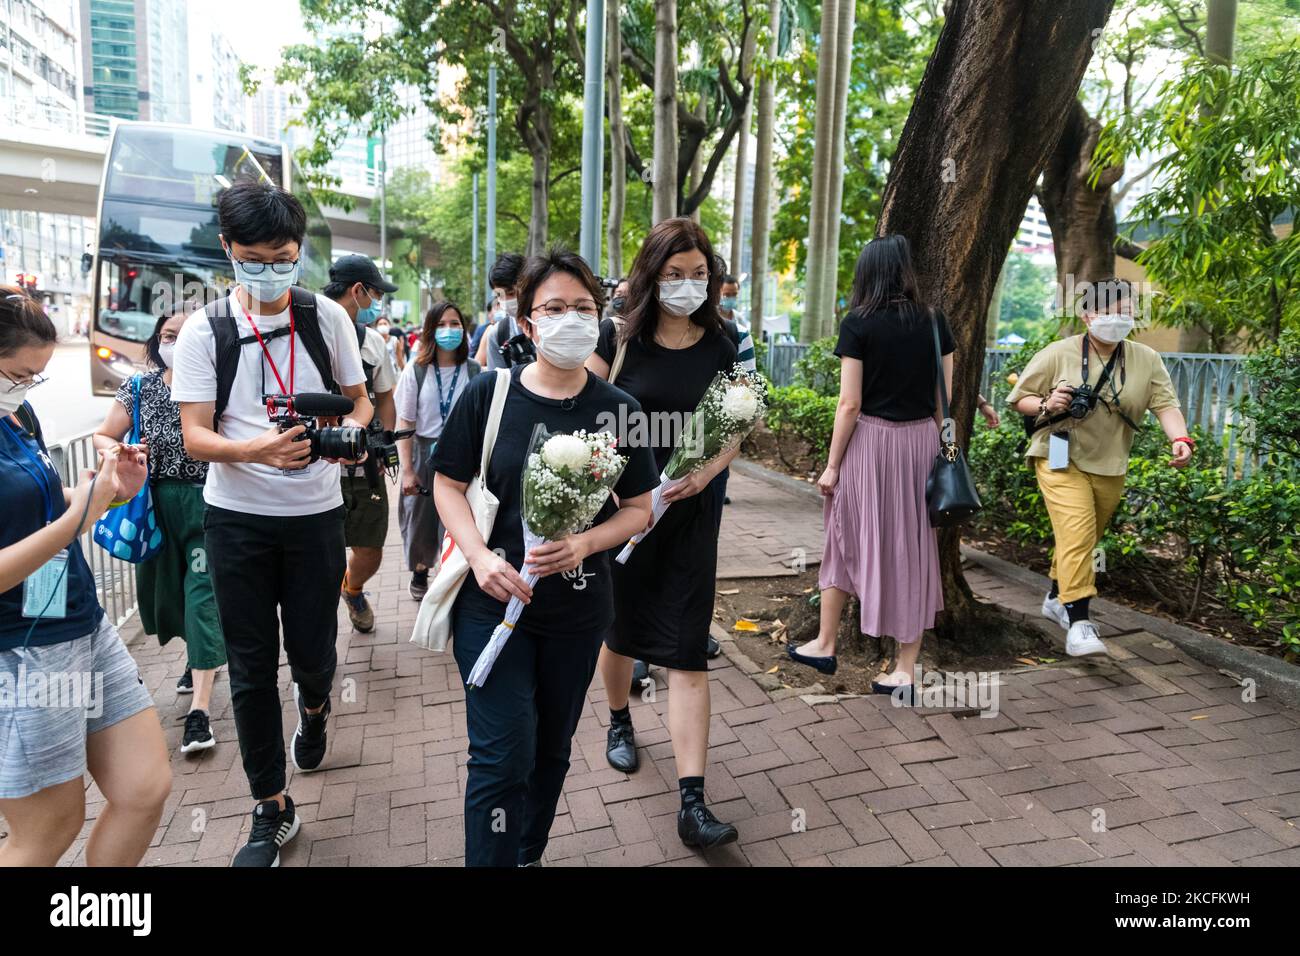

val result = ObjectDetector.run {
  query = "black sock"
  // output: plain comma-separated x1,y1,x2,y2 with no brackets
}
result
1048,579,1060,599
609,704,631,726
679,776,705,808
1064,597,1090,624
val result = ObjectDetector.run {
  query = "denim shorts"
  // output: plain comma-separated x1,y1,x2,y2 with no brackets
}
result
0,615,155,800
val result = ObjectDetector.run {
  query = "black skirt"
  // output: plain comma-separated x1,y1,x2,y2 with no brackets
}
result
606,483,718,671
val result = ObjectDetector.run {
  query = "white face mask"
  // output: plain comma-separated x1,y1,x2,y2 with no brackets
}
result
658,279,708,317
533,311,599,369
501,297,518,319
158,343,176,368
0,383,30,416
1090,312,1135,344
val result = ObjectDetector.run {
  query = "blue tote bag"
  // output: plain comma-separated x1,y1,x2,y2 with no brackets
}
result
93,374,163,563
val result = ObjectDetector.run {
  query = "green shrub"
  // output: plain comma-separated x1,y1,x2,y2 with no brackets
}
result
792,337,841,396
1238,328,1300,466
766,385,837,465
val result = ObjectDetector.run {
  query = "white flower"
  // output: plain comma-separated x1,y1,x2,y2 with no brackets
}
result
541,433,592,473
721,385,759,422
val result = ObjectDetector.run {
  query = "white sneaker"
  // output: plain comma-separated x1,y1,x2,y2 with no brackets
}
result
1041,593,1070,630
1065,620,1109,657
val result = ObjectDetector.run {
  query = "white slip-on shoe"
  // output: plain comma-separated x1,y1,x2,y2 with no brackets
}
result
1066,620,1109,657
1041,593,1070,630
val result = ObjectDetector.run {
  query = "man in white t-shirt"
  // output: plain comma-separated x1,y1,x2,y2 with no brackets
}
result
172,180,371,868
322,255,399,635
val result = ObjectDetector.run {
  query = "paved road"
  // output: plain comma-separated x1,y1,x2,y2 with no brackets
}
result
28,340,114,445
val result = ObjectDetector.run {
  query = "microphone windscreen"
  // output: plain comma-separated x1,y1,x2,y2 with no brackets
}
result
292,392,355,417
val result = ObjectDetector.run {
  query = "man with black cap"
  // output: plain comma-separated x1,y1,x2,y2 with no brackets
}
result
323,255,399,633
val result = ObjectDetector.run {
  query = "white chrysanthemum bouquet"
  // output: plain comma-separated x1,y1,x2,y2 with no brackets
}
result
465,425,628,687
615,364,768,564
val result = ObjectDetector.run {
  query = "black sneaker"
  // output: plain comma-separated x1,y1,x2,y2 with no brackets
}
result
176,668,193,694
232,796,300,867
678,802,738,849
606,719,639,773
629,659,650,695
410,569,429,601
180,709,216,754
291,683,330,773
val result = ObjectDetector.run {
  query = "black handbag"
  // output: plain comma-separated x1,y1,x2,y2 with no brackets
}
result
924,311,983,528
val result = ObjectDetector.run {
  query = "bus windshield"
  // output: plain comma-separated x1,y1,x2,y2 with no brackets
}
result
104,126,284,207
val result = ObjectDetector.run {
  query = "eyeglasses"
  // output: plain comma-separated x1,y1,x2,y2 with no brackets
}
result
532,298,599,318
232,258,299,276
0,371,48,393
659,268,709,282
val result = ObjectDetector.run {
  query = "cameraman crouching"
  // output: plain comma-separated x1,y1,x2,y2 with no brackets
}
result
323,255,399,634
173,180,372,867
1006,279,1193,658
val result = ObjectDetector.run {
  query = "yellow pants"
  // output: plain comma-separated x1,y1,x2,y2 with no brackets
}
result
1034,458,1126,604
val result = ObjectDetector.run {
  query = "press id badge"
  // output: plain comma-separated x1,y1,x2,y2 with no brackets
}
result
23,548,69,619
1048,431,1070,471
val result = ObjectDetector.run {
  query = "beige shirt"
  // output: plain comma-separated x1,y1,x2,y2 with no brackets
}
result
1006,334,1180,476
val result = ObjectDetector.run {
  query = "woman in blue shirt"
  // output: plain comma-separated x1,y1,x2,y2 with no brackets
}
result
0,286,170,866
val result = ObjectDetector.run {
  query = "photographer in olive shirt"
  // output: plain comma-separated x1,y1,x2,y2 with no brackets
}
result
1007,279,1193,658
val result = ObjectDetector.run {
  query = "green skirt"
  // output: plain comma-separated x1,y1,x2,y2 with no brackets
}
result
136,479,226,669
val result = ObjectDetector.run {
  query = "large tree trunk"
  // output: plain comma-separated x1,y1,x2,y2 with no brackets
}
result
1038,99,1124,293
689,95,707,224
652,0,679,224
818,0,856,334
606,0,626,277
876,0,1114,652
801,0,843,342
748,0,781,343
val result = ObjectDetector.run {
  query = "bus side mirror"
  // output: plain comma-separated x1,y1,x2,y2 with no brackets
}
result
81,253,93,275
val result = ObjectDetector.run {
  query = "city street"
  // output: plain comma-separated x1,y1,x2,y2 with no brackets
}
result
28,340,113,445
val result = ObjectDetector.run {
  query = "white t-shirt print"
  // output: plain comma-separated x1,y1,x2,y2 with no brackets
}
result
170,290,367,517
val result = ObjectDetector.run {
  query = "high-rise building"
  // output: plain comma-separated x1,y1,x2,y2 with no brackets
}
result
187,5,243,131
2,0,83,129
79,0,189,122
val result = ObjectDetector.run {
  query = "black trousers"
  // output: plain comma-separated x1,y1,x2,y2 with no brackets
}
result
451,597,605,867
204,504,346,800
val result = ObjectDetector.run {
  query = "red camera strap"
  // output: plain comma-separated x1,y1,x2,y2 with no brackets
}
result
237,292,295,412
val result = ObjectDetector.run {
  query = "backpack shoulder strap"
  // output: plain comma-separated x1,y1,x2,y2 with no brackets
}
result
14,401,42,445
414,360,427,394
205,294,239,433
494,316,514,365
289,286,338,393
608,317,627,385
466,359,481,379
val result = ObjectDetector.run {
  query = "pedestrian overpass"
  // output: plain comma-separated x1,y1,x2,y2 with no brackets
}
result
0,113,381,257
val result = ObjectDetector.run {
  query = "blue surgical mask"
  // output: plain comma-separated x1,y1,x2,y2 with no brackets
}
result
720,296,738,311
230,255,299,303
355,291,380,325
434,327,464,351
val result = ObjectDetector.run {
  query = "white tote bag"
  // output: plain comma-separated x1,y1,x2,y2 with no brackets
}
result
409,368,511,652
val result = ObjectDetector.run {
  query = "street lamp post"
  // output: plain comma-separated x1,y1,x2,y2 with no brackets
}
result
485,62,497,307
579,0,606,271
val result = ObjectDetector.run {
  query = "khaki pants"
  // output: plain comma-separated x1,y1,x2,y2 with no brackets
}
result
1034,458,1126,604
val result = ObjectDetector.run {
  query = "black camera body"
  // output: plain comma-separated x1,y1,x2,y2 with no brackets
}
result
265,393,367,464
500,330,537,367
1067,384,1098,420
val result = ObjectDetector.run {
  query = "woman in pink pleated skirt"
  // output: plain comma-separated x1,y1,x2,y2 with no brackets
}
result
787,235,953,697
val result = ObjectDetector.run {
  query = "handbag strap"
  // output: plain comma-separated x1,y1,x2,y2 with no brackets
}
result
928,309,951,423
608,317,627,385
479,368,510,476
130,373,142,444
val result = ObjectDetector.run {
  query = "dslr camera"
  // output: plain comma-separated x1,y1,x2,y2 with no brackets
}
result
265,393,368,470
361,423,417,497
499,330,537,367
1067,383,1099,420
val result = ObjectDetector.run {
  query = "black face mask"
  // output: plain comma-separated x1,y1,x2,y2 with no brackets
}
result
610,296,626,314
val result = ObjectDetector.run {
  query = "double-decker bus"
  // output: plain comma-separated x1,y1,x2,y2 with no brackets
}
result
87,122,331,395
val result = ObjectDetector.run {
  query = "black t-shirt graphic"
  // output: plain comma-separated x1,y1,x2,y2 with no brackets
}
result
431,366,660,631
834,304,956,422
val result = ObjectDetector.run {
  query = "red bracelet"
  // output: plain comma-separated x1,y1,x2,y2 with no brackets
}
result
1173,436,1195,450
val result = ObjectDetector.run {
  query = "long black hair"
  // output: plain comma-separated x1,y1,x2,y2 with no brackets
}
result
620,217,725,346
847,234,925,320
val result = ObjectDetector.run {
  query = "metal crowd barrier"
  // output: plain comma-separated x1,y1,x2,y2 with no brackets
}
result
44,430,139,627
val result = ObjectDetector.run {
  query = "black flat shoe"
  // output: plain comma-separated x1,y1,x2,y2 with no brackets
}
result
629,659,650,695
787,644,837,675
871,680,916,706
606,720,638,773
678,803,738,849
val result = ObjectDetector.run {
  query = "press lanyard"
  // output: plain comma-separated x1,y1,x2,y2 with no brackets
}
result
432,362,461,423
2,416,56,524
238,292,295,401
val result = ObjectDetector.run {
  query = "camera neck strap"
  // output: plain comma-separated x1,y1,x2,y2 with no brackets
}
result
1082,334,1124,398
237,293,296,415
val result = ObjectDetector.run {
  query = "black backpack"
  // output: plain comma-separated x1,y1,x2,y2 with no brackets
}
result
206,286,337,432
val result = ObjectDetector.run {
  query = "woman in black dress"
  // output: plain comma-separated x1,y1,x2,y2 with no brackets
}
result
587,217,740,849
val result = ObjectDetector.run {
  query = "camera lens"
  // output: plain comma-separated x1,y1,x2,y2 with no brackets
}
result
314,426,368,460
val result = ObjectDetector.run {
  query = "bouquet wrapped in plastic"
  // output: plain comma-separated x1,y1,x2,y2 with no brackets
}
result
615,364,768,564
465,425,627,687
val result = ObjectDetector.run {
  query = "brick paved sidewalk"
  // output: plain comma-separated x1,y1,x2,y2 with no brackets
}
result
54,464,1300,866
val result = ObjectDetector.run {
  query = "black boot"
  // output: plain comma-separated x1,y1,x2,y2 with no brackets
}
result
606,708,638,772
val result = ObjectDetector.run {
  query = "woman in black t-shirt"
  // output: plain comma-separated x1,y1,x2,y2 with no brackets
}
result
431,250,657,868
785,235,952,699
586,217,741,850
